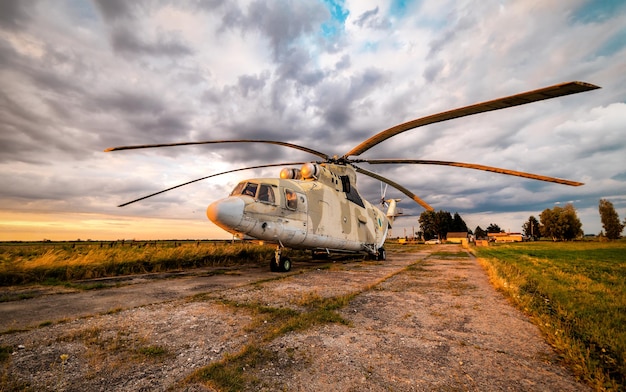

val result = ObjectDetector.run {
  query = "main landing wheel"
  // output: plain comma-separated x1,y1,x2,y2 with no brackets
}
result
280,256,291,272
270,255,291,272
376,247,386,261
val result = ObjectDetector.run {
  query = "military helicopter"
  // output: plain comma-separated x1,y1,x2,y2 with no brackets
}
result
106,81,599,272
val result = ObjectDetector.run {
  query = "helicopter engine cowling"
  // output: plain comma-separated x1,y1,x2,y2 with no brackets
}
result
300,162,320,179
280,168,301,179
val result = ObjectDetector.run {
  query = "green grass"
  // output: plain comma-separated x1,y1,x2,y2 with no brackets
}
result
187,344,273,392
0,345,11,362
475,241,626,391
135,345,169,358
430,250,470,259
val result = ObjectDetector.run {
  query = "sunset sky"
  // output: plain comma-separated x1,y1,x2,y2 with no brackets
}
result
1,0,625,241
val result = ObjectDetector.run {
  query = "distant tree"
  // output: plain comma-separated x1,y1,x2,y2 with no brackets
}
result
474,226,487,239
540,204,583,241
450,212,469,233
522,216,540,240
539,208,558,240
418,210,453,240
486,223,503,233
418,211,436,240
598,199,624,240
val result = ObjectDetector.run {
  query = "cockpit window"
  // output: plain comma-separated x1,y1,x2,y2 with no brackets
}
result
285,189,297,210
258,184,275,204
230,182,246,196
231,182,259,197
242,182,258,197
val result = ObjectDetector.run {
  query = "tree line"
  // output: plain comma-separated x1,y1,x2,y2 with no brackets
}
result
417,198,624,241
522,199,625,241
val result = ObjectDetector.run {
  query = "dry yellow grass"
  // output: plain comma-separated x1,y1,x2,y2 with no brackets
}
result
0,241,277,285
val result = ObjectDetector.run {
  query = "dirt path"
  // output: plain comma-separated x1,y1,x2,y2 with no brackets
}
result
0,246,588,391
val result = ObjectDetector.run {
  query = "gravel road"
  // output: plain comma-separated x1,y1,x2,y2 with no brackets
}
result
0,245,588,391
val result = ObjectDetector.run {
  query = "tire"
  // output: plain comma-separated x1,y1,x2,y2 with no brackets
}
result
280,256,291,272
270,258,279,272
377,247,386,261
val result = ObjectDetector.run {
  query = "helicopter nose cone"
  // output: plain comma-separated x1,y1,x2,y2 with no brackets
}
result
206,197,245,230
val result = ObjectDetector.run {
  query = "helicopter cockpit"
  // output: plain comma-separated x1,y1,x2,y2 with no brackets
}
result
230,181,276,204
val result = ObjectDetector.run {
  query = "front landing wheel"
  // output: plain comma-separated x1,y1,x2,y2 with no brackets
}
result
270,255,291,272
376,247,386,261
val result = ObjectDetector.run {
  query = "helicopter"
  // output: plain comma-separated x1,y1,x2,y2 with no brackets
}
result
106,81,599,272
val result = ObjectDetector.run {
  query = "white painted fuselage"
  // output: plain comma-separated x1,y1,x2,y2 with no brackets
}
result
206,163,390,255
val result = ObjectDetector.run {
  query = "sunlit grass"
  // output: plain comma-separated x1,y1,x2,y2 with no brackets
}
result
475,241,626,391
0,241,277,285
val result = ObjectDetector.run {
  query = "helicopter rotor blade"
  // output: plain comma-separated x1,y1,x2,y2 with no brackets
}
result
117,162,307,207
361,159,584,186
353,165,434,211
343,81,600,158
105,140,330,160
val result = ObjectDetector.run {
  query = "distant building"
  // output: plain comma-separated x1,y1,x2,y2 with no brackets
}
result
447,232,469,245
489,232,523,243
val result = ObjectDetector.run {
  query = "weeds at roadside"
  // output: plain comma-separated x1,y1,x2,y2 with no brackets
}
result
135,345,169,359
475,242,626,391
430,251,470,259
185,344,275,392
0,346,11,362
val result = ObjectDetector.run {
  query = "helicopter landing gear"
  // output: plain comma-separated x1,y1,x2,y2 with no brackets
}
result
270,246,291,272
366,246,386,261
376,247,386,261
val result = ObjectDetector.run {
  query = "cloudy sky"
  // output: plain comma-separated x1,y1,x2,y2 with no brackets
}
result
1,0,625,241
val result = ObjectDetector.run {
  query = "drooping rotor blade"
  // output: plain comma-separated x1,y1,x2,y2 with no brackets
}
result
353,165,434,211
361,159,584,186
118,162,307,207
344,81,600,157
105,140,330,160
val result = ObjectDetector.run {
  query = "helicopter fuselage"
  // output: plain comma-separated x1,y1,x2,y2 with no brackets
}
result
107,80,598,271
206,163,390,256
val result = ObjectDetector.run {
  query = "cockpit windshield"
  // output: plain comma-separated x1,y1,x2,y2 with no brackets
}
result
230,182,245,196
230,182,275,204
231,181,258,197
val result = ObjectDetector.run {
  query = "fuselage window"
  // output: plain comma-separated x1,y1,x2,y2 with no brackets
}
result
258,184,276,204
340,175,365,208
285,189,297,210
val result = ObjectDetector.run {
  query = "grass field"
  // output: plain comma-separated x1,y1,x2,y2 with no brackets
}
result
475,241,626,391
0,240,281,286
2,239,624,390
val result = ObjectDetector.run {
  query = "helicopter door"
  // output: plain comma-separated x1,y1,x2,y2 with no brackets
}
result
282,189,307,244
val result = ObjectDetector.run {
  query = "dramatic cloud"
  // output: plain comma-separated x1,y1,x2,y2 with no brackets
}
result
0,0,624,240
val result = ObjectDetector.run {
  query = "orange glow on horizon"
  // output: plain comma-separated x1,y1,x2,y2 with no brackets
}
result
0,210,231,241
